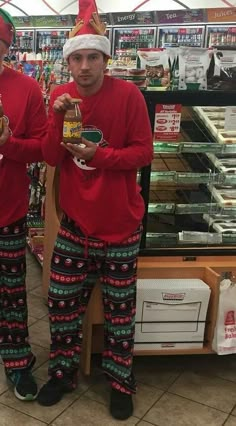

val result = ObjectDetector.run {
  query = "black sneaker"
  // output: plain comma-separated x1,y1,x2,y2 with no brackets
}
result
110,388,134,420
37,376,75,406
6,369,38,401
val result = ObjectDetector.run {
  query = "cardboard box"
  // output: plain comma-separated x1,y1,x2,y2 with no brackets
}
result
135,278,211,350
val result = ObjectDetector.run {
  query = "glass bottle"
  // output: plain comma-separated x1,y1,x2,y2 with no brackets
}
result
63,98,82,144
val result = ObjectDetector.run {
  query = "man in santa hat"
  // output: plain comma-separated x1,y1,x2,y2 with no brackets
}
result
38,0,153,420
0,9,47,401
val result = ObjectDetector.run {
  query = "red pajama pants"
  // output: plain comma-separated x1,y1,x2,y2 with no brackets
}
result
48,215,142,394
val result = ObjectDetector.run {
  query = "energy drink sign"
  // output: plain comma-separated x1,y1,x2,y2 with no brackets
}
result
111,11,155,25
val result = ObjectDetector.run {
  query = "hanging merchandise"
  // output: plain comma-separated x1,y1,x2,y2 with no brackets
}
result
173,47,210,91
137,48,170,90
212,273,236,355
53,59,71,85
208,50,236,91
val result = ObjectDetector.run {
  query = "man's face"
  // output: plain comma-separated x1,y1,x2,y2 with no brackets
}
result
68,49,108,89
0,40,8,60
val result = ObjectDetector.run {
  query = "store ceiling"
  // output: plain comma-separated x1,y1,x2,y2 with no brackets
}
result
0,0,234,16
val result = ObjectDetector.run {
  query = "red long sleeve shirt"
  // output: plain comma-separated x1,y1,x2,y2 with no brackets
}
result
0,66,47,227
43,75,153,242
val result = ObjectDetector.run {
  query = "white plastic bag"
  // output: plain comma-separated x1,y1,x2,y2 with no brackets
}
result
212,277,236,355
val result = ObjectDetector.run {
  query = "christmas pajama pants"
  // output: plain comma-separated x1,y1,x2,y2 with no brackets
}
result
0,217,34,371
48,215,142,394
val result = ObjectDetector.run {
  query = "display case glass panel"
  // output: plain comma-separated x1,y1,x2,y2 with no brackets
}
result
141,93,236,252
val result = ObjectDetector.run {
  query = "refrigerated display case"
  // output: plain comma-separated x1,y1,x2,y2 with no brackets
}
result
106,27,112,46
158,26,205,48
10,30,35,57
35,26,112,62
112,27,156,67
206,25,236,48
139,90,236,256
35,29,70,61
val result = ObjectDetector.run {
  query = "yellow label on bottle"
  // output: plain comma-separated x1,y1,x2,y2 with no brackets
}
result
63,121,82,139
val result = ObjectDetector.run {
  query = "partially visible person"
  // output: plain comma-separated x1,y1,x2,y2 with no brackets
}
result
37,0,153,420
0,9,47,401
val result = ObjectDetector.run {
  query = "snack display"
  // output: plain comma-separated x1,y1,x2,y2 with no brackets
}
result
208,50,236,91
108,66,147,88
137,48,170,89
173,47,210,91
212,222,236,233
203,213,235,227
209,184,236,207
194,106,236,144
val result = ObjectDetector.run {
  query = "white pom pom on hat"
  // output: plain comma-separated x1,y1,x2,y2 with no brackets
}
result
63,0,111,59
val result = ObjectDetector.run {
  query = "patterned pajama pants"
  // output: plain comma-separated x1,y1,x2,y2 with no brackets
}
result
48,215,142,394
0,217,34,371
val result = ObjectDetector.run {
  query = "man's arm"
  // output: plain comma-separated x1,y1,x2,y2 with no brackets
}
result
0,81,47,163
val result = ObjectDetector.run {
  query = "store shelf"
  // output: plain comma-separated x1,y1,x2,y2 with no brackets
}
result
134,346,214,356
151,171,219,184
26,238,43,267
148,202,218,215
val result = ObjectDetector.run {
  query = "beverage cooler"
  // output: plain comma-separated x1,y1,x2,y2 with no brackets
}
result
36,29,70,61
158,26,205,48
206,25,236,48
112,27,156,66
10,30,35,57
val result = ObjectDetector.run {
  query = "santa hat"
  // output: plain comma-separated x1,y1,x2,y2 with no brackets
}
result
63,0,111,60
0,9,15,47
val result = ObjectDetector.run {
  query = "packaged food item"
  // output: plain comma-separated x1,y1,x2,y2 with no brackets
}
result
174,47,210,90
208,50,236,90
110,67,127,77
63,99,82,144
137,48,170,89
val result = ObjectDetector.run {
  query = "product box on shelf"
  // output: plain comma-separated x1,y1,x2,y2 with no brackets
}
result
135,278,211,350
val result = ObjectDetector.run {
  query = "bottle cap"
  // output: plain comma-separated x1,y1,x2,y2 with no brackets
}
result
71,98,81,103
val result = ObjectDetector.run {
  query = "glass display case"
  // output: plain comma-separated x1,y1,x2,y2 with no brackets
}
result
158,26,205,48
139,90,236,255
12,30,35,54
35,29,70,61
112,26,156,67
206,25,236,48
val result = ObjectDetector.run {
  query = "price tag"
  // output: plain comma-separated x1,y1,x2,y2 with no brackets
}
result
224,107,236,131
154,104,182,141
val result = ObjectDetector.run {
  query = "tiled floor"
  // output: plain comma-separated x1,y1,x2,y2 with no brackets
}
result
1,252,236,425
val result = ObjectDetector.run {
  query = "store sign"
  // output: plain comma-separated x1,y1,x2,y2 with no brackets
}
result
99,13,112,25
32,15,73,27
157,9,205,25
71,13,112,25
111,11,155,25
207,8,236,23
13,16,34,27
154,104,182,141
